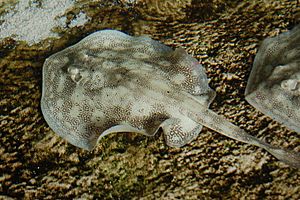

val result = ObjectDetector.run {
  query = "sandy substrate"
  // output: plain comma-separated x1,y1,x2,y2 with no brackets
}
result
0,0,299,199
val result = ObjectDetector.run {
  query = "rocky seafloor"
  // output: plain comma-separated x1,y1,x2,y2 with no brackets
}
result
0,0,299,199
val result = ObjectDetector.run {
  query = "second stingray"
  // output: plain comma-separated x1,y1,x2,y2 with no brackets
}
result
245,24,300,133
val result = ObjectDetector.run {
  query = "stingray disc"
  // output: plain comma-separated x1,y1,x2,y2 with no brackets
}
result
245,24,300,132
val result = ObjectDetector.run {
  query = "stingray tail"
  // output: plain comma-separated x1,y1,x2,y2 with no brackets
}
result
184,96,300,169
263,143,300,168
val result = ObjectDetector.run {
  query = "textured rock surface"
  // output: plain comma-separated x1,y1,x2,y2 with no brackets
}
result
0,0,90,45
0,0,299,199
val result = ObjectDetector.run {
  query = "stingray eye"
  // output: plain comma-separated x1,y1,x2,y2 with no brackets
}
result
67,65,83,83
281,79,299,92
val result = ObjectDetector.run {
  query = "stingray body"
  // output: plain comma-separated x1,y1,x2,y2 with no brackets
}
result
245,24,300,133
41,30,300,168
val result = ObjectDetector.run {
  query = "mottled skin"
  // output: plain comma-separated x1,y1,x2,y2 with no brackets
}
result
41,30,300,168
245,24,300,133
